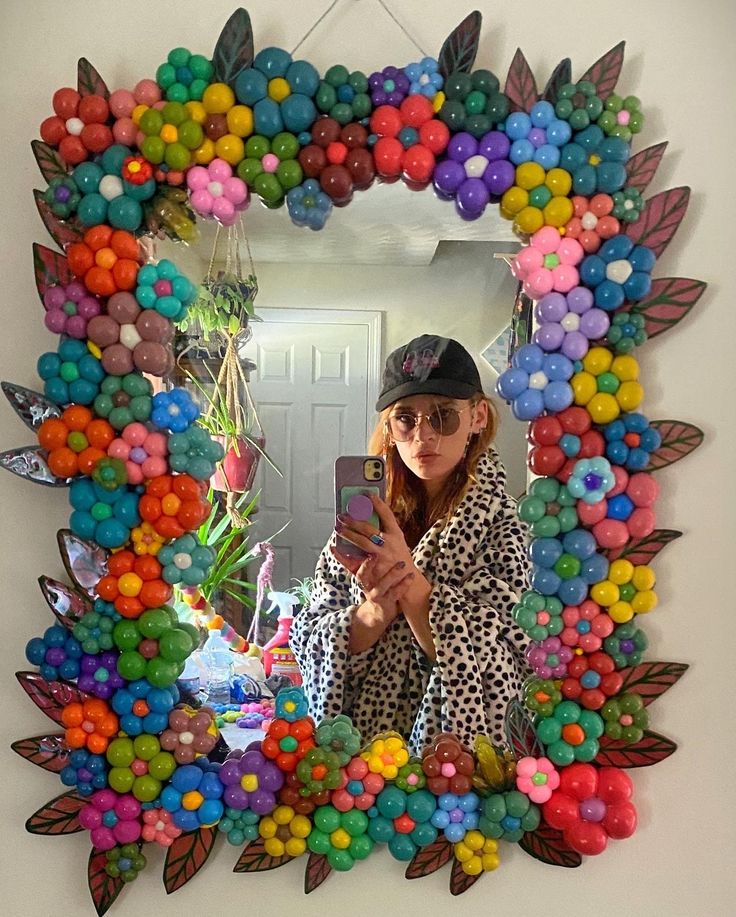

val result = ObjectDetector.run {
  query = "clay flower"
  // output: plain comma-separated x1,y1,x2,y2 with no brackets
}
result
513,591,565,642
515,756,560,804
512,226,584,299
563,194,620,253
560,599,614,653
603,621,648,669
331,756,385,812
87,291,174,378
579,234,656,311
159,705,218,763
534,699,605,766
107,422,169,485
525,635,574,679
533,286,610,361
187,158,249,225
527,406,605,481
561,651,623,710
601,693,649,743
567,456,616,504
141,807,182,847
496,342,575,422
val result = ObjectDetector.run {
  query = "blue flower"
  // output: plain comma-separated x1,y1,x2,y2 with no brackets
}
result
275,686,309,722
68,479,141,549
25,624,83,682
159,533,215,586
579,234,656,311
60,748,108,797
603,413,661,471
496,343,575,421
529,528,609,605
286,179,333,231
135,260,196,322
567,456,616,504
111,679,179,736
558,124,630,196
37,337,105,407
404,57,444,99
151,388,200,434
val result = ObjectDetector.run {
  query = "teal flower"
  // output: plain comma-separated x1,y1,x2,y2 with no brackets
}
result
158,533,215,587
612,187,645,223
513,592,564,642
517,476,578,538
606,311,647,354
603,620,649,668
275,687,309,722
567,456,616,504
535,699,604,766
478,790,540,842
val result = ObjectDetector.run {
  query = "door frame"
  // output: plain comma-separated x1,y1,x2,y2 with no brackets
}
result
251,307,384,441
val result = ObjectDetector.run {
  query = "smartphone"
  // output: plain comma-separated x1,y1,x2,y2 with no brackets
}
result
334,455,386,559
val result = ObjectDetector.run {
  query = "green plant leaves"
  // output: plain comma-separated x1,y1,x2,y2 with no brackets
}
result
438,10,482,79
163,827,217,894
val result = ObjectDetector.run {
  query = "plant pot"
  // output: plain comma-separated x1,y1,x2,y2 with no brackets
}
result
212,436,265,493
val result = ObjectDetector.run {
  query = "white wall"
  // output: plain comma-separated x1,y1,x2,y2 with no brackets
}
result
1,1,734,915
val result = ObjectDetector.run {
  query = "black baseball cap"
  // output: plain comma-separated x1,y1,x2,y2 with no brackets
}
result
375,334,483,412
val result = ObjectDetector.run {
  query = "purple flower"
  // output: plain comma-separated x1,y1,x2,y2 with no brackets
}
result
533,287,610,360
77,651,125,699
368,66,410,107
219,746,284,814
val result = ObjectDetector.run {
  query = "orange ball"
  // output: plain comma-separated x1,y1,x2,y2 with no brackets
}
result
113,259,139,291
38,418,69,450
48,448,79,478
161,493,181,516
61,702,84,728
108,550,135,576
147,475,172,498
85,266,116,297
156,516,184,540
86,734,110,755
63,404,93,431
140,579,172,608
111,230,140,260
85,698,109,723
173,475,202,501
96,575,119,601
135,555,162,581
291,719,314,742
117,595,145,619
67,242,95,277
138,495,162,523
66,727,87,749
84,224,113,251
95,246,117,270
77,446,105,476
86,419,114,449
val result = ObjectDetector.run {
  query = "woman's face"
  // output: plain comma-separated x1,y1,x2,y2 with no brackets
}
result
387,394,489,493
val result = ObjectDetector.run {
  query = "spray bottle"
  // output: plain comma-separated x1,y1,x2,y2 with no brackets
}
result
261,591,300,681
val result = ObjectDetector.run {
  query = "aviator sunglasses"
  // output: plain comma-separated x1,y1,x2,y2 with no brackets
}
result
386,404,473,442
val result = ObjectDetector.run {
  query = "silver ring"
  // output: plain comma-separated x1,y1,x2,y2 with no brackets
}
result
369,532,385,547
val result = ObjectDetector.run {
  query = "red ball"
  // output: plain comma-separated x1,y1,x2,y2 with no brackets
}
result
559,762,598,799
372,136,403,177
310,116,341,148
402,144,435,184
326,141,347,165
58,134,88,165
530,415,563,446
603,801,637,839
566,819,608,856
529,445,564,477
419,118,450,155
399,94,434,128
52,87,81,119
81,123,114,154
369,105,402,138
298,144,327,178
345,148,375,188
40,116,67,146
319,164,353,204
340,122,367,149
78,94,109,124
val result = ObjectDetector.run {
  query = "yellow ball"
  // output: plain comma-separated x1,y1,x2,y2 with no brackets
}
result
461,856,483,876
383,765,399,779
571,371,597,406
515,161,546,191
632,590,658,614
291,815,312,839
545,167,573,197
591,580,619,607
264,837,286,857
617,380,644,412
583,346,614,376
227,105,254,138
501,185,528,215
185,101,207,124
385,737,403,753
192,138,216,165
182,791,203,811
543,195,573,227
610,559,634,585
160,124,178,144
131,103,148,126
330,828,351,850
632,565,656,591
612,354,639,382
432,90,446,113
515,205,544,235
240,773,258,793
586,392,620,424
366,754,383,773
259,817,277,839
273,805,294,825
609,600,634,624
499,205,515,222
464,830,485,852
118,572,142,597
203,82,236,114
285,837,307,857
454,842,473,863
481,852,501,871
482,838,499,854
214,133,245,166
268,77,291,102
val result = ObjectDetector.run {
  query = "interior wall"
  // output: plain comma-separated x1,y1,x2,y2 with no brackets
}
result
1,1,734,915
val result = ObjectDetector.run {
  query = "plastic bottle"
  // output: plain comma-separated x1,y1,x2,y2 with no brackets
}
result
261,591,300,677
176,652,203,698
201,630,233,705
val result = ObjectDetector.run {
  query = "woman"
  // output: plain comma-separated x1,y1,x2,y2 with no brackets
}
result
291,334,530,753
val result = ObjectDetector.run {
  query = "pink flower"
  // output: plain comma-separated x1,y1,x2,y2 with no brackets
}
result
43,281,102,338
187,158,250,226
577,467,658,549
564,194,620,253
560,599,614,652
108,422,168,485
515,756,560,804
141,807,182,847
512,226,584,299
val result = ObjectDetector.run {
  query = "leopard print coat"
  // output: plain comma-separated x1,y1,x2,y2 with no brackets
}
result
290,448,530,754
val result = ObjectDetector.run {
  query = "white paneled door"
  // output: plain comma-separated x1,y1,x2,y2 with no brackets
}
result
239,309,383,589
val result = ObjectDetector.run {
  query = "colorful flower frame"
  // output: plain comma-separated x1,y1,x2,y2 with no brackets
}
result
2,8,706,914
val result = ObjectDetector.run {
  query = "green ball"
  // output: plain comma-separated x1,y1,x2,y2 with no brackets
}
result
348,71,368,93
133,775,161,803
271,131,299,160
483,794,506,822
178,622,201,647
315,82,337,113
597,371,620,394
349,834,373,861
117,650,147,681
444,71,473,100
471,69,500,95
165,142,191,171
162,101,187,126
137,608,170,639
314,805,340,834
548,741,575,767
141,136,165,165
107,737,135,767
351,93,372,119
238,158,264,185
406,789,436,823
340,808,368,836
529,185,553,209
554,553,581,579
327,848,353,872
189,55,213,81
307,829,331,855
133,734,159,761
438,99,466,131
505,791,529,819
464,90,487,115
108,766,135,794
188,79,208,101
576,738,599,762
485,92,509,123
167,83,189,105
59,362,80,383
254,172,284,203
156,63,176,90
330,103,353,126
125,374,151,397
140,109,164,137
276,159,303,190
145,656,179,687
168,47,191,69
158,628,194,663
113,620,140,651
148,751,176,781
325,65,349,88
245,134,270,159
179,120,204,150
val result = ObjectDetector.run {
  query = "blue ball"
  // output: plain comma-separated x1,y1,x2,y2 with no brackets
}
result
529,537,563,568
95,518,128,549
533,144,560,170
444,823,465,844
596,161,626,194
560,142,586,172
576,125,603,153
286,60,320,97
281,94,317,133
505,112,532,140
172,764,202,794
543,381,573,413
557,577,587,606
563,528,596,559
254,46,292,78
513,389,544,421
546,119,572,147
25,638,47,666
608,494,634,520
254,97,284,137
235,68,268,105
572,163,596,197
530,101,554,129
72,161,104,194
496,368,527,400
100,144,129,174
509,138,534,165
530,566,562,597
594,280,625,311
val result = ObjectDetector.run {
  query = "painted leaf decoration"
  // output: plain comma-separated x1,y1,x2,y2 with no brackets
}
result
1,381,61,431
604,528,682,565
504,48,538,113
542,58,572,104
405,836,453,878
646,420,704,471
449,856,482,895
437,10,482,79
505,698,544,760
15,671,89,724
57,529,109,596
31,139,69,184
233,837,293,872
39,575,92,628
0,446,71,487
617,661,689,706
25,789,86,835
578,40,625,98
33,242,73,301
625,142,668,194
304,852,332,893
625,186,691,258
518,823,582,868
631,277,707,340
163,827,217,894
88,849,125,916
34,190,84,248
78,58,109,99
596,731,677,768
11,733,70,773
212,8,254,88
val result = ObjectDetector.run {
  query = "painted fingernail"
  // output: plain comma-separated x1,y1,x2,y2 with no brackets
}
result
335,521,345,532
397,561,406,569
336,513,350,524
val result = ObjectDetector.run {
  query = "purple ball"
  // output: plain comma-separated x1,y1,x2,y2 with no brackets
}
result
478,130,510,161
46,647,66,667
433,159,465,195
567,286,595,314
483,159,514,196
447,132,478,163
579,309,610,340
456,178,489,217
528,127,546,148
579,797,607,822
224,785,248,809
534,324,565,352
219,759,242,785
561,332,591,361
536,292,568,324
